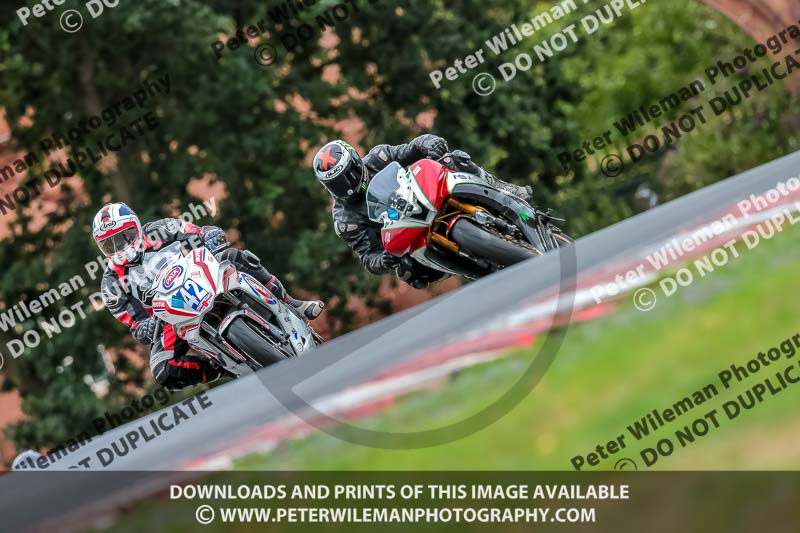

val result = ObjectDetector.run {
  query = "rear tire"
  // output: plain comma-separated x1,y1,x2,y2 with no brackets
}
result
226,318,288,368
450,218,538,268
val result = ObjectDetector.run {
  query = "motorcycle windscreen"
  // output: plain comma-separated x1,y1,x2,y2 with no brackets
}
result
366,161,413,223
130,241,185,295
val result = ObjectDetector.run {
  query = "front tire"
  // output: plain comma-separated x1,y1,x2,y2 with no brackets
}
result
225,318,288,368
450,218,539,269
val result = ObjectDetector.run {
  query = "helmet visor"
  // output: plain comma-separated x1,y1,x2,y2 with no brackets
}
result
98,227,139,256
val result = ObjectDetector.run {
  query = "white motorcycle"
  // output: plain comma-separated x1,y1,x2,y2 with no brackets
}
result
128,242,322,377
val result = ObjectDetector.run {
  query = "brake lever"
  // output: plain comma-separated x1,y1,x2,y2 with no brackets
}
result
540,208,565,222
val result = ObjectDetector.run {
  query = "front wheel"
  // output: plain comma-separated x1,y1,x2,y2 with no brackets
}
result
450,218,540,269
225,318,288,368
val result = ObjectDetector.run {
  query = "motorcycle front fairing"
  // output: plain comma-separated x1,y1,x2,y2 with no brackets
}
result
365,159,484,270
365,158,543,274
146,245,315,359
366,161,437,257
150,246,221,328
414,159,547,268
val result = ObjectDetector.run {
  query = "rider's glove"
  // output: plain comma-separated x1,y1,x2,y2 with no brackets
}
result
420,135,449,160
131,316,159,345
203,226,230,254
380,252,400,271
397,256,448,290
445,150,482,174
396,256,413,282
396,256,426,287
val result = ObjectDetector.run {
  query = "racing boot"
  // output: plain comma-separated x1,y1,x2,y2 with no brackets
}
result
248,262,324,320
231,250,324,320
447,151,532,201
494,181,532,201
485,170,532,201
284,295,325,320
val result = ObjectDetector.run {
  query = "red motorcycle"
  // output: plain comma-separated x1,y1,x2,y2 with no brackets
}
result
365,154,573,279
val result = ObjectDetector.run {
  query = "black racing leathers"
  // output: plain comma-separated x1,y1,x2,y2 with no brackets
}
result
332,134,448,275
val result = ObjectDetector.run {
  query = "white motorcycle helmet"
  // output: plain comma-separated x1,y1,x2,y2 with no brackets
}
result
92,202,144,266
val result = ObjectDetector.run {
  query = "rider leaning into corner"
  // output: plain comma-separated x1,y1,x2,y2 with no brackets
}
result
313,134,533,289
93,203,324,390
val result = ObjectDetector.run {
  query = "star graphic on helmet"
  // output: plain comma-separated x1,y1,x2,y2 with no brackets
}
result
318,146,338,171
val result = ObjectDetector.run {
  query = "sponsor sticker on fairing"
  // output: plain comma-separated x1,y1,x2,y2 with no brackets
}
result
162,265,184,290
243,275,278,304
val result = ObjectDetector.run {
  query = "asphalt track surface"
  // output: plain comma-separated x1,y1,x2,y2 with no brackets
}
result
3,150,800,531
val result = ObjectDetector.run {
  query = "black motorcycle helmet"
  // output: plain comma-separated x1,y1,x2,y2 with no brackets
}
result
313,140,367,201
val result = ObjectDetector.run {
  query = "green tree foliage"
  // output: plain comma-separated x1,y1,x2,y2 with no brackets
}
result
331,0,583,190
559,0,800,205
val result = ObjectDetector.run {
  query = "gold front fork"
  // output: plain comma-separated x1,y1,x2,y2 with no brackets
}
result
446,197,485,214
429,232,459,253
429,198,486,253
